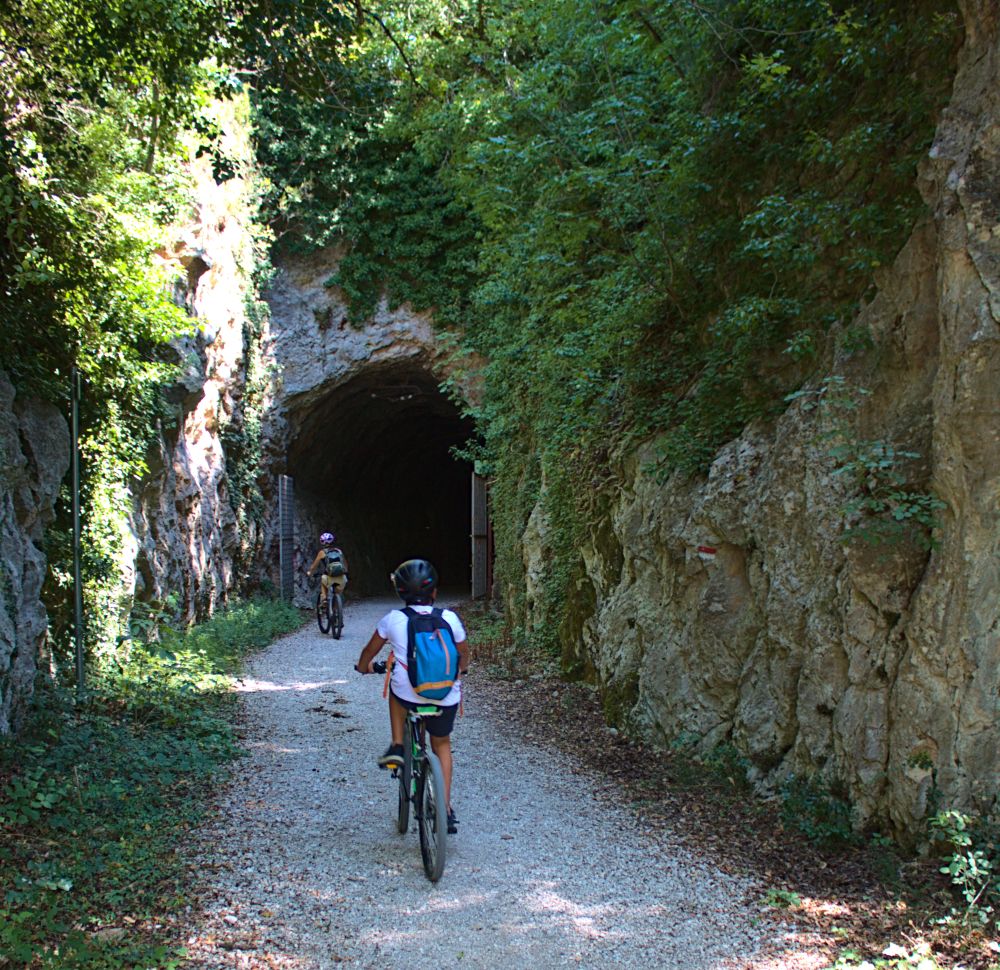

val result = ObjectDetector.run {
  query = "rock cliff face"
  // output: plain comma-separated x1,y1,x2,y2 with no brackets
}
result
0,372,70,733
259,246,464,602
522,1,1000,836
129,101,262,622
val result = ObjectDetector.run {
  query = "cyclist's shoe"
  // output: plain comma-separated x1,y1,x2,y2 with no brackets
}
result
447,809,459,834
378,744,404,770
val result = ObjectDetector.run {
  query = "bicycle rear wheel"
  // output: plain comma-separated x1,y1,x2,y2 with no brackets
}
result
316,588,330,634
331,591,344,639
417,750,447,882
397,720,412,834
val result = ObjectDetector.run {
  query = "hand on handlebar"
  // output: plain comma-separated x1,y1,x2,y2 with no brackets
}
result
355,660,387,674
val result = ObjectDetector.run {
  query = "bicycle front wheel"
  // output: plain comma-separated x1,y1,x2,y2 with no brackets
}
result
316,589,330,634
397,720,412,834
417,751,447,882
331,592,344,639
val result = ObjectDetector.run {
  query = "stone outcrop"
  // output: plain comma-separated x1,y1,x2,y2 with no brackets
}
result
0,372,70,733
259,247,461,602
129,98,264,622
523,1,1000,837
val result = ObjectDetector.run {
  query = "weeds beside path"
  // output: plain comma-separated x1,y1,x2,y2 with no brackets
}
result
0,597,303,970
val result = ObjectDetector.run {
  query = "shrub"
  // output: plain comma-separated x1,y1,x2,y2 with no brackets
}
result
0,597,302,968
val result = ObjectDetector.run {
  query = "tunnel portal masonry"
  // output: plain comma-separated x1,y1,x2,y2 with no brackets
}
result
262,247,484,601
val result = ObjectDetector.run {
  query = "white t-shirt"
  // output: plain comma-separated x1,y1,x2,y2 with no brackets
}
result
377,605,467,707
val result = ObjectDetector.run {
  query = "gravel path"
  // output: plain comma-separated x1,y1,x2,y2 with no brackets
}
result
185,597,789,969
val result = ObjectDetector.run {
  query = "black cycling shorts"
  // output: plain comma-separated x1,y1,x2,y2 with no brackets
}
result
390,691,458,737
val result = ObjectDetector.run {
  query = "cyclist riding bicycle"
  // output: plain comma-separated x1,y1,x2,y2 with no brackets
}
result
306,531,349,602
355,559,469,834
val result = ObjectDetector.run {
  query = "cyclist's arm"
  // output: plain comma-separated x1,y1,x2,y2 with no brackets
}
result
305,550,324,577
355,631,387,673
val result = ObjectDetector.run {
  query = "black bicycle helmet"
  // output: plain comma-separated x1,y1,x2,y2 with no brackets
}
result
391,559,438,603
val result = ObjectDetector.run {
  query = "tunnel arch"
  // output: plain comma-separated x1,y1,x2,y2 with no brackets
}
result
286,359,476,598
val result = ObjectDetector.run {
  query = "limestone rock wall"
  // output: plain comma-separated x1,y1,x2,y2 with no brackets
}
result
0,372,70,733
130,98,264,622
526,2,1000,835
259,246,455,604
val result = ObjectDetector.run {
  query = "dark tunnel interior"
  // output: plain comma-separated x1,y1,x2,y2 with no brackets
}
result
287,361,477,598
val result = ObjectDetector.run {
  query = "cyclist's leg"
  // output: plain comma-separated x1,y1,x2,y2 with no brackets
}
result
378,691,408,768
320,574,331,602
388,691,407,748
425,704,458,810
429,735,452,809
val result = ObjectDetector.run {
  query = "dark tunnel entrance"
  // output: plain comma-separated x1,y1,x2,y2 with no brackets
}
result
287,361,477,599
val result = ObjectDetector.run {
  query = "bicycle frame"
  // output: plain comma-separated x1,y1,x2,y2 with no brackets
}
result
314,580,343,639
367,662,447,881
395,706,447,882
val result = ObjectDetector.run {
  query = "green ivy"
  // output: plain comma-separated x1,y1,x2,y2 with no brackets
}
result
789,376,948,549
250,0,959,647
0,597,302,969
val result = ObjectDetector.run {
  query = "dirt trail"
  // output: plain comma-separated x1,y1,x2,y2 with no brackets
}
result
184,596,803,969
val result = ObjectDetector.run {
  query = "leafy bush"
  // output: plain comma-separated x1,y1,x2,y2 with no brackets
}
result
0,597,302,969
780,773,857,847
701,743,753,792
930,810,1000,930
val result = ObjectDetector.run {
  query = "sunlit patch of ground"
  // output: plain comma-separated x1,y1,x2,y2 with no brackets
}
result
234,678,336,693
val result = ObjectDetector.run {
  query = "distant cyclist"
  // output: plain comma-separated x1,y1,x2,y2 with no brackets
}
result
355,559,469,834
306,532,349,604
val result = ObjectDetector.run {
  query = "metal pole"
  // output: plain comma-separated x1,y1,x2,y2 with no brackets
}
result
71,368,84,698
278,477,286,600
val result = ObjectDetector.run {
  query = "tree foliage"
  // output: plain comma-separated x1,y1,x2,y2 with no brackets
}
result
256,0,960,645
1,0,961,659
0,0,239,666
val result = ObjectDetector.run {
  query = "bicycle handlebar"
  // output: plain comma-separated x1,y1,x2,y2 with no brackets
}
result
360,660,467,676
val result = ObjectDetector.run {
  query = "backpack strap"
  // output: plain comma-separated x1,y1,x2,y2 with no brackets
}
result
382,651,394,699
401,607,419,690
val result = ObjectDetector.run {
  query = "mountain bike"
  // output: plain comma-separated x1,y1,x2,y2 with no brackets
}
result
372,661,447,882
315,581,344,639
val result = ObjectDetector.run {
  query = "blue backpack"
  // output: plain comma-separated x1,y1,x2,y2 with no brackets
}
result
403,607,459,701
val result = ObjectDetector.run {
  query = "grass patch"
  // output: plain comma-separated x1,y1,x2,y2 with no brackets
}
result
461,600,513,672
0,597,303,969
